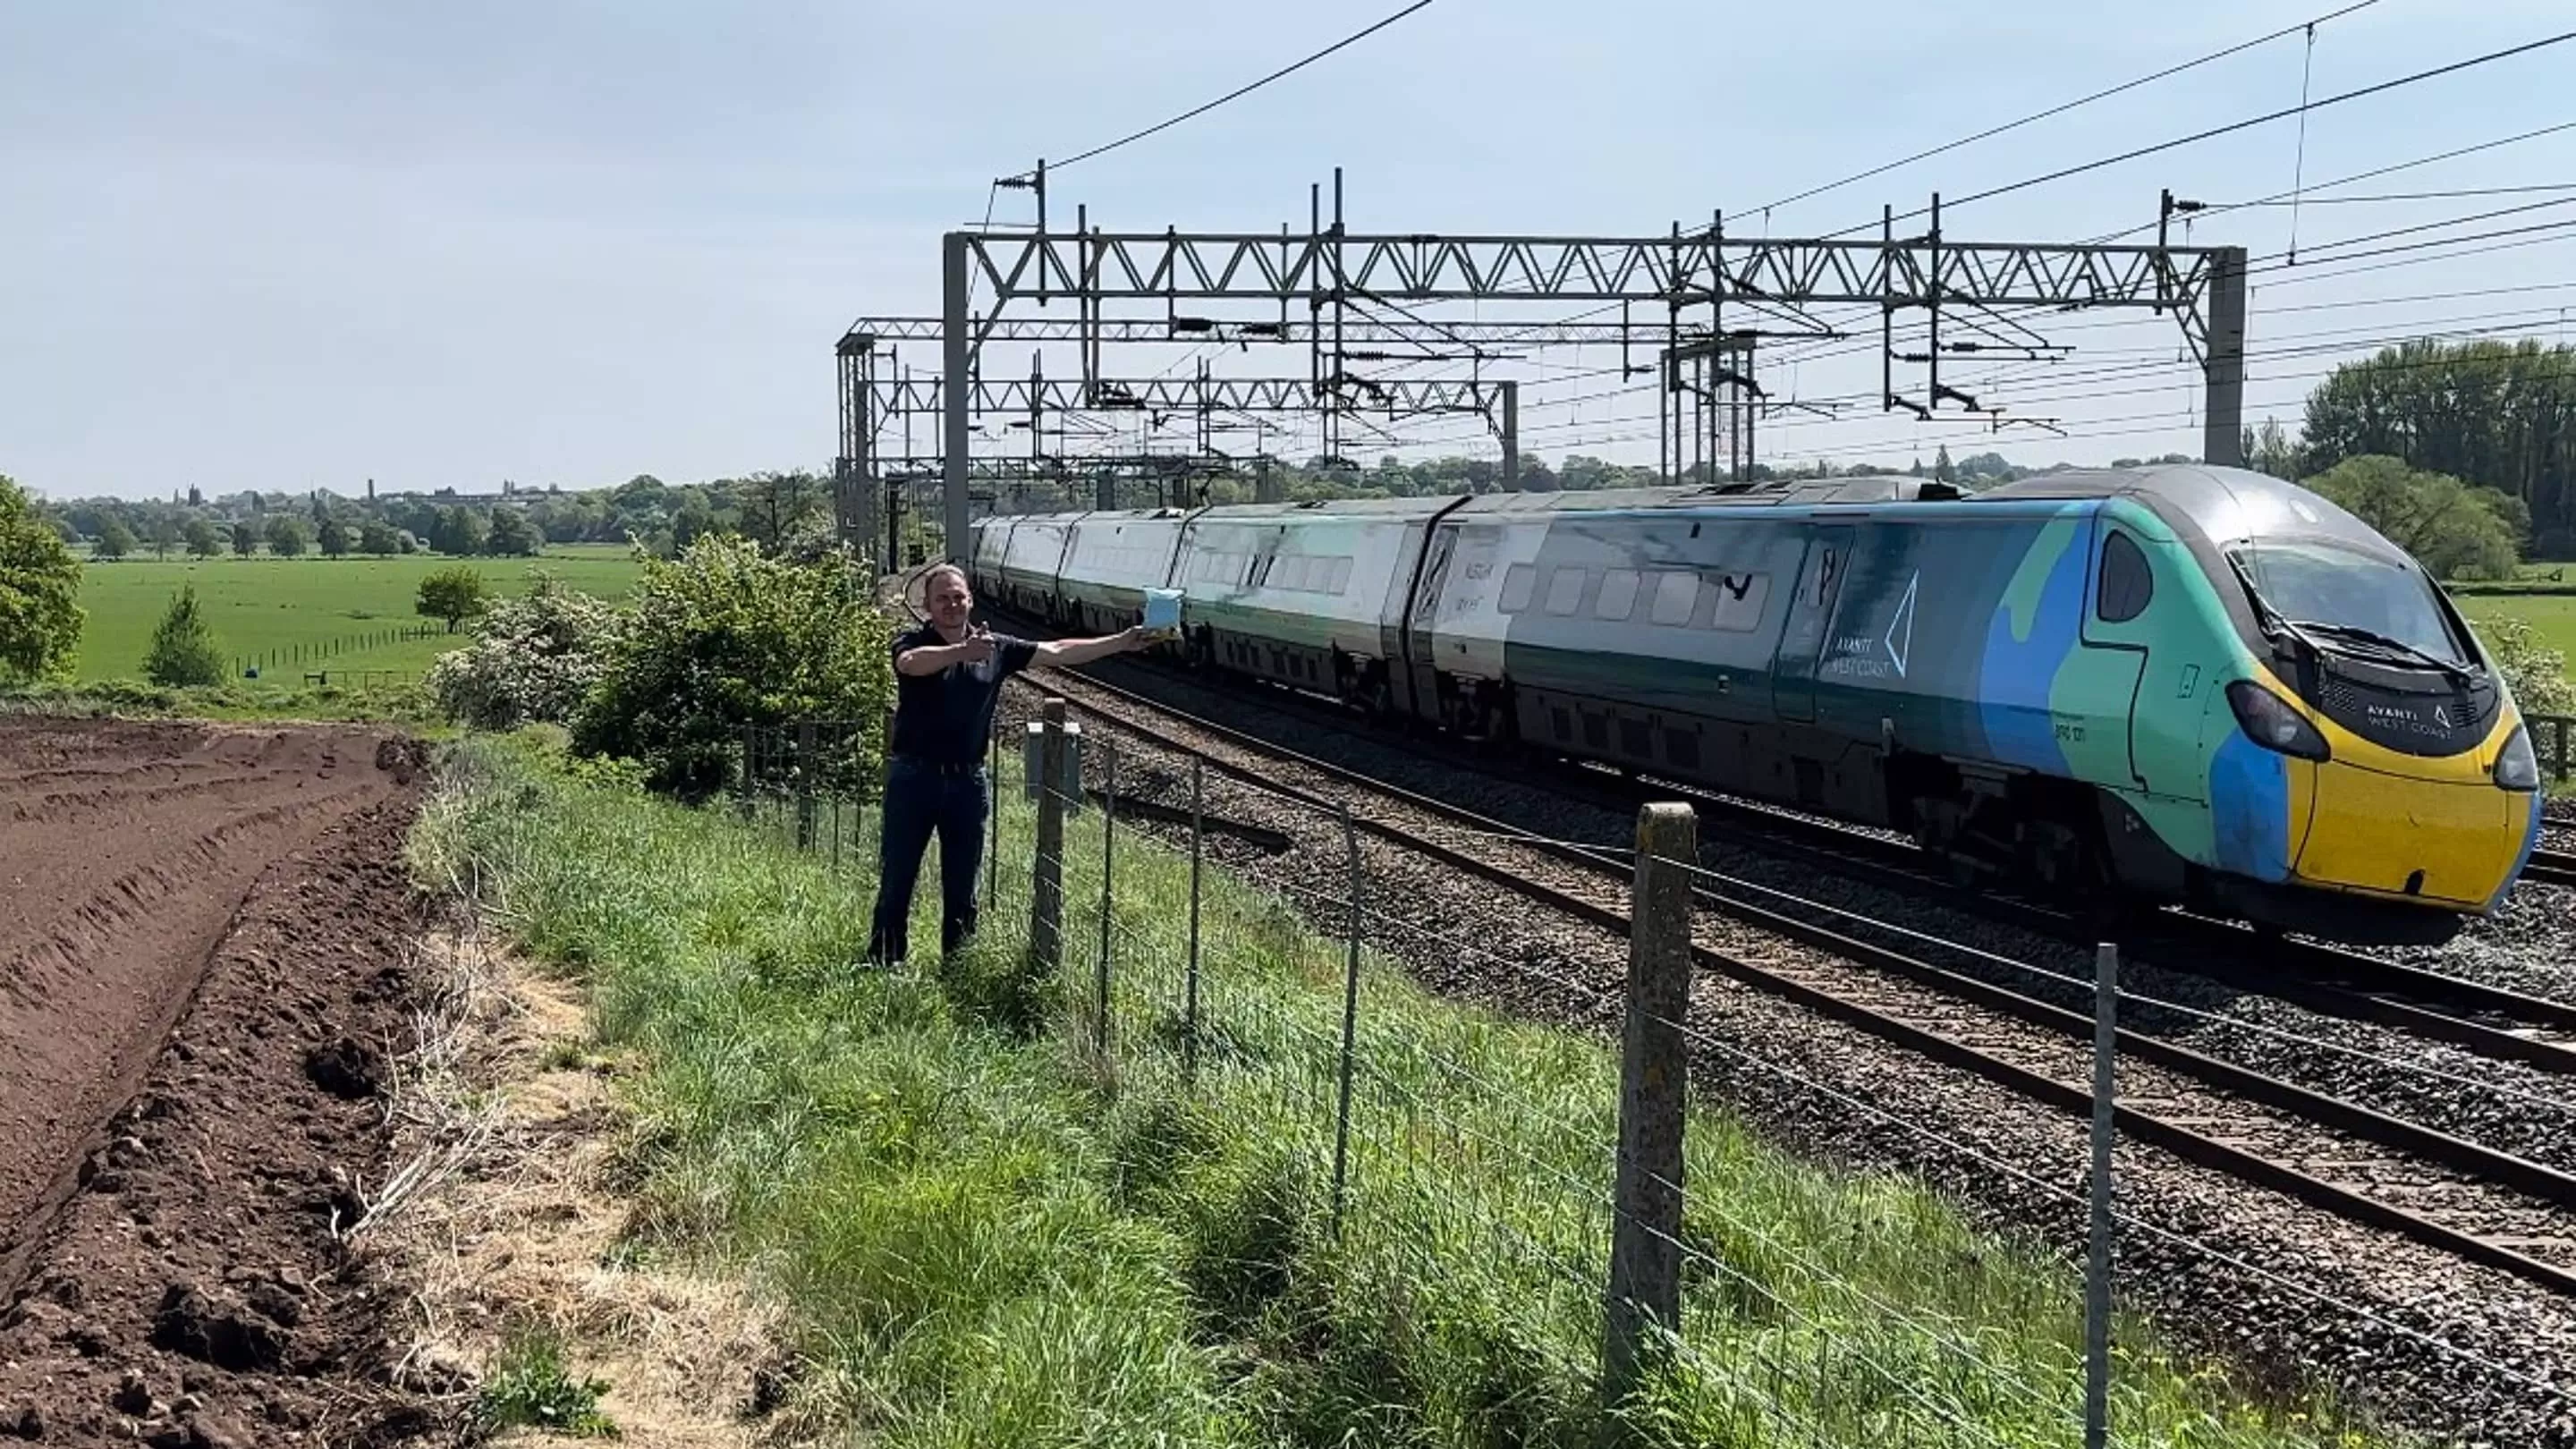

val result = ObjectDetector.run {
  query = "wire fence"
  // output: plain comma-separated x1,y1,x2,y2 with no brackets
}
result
2536,713,2574,783
233,622,446,682
732,701,2570,1446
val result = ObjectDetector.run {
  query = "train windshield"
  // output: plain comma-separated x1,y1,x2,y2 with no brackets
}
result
2226,541,2470,669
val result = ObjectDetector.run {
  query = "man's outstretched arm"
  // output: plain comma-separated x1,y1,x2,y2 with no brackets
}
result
1031,626,1157,667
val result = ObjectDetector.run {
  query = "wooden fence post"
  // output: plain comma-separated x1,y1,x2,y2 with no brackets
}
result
795,721,818,850
1604,801,1696,1412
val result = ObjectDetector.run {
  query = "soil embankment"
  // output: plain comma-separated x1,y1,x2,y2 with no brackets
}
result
0,718,434,1445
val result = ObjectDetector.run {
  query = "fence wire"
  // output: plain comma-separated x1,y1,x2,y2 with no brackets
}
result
735,716,2555,1446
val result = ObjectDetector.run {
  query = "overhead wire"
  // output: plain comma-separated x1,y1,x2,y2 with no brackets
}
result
1000,0,1439,180
1737,0,2382,222
2082,119,2576,244
1809,28,2576,242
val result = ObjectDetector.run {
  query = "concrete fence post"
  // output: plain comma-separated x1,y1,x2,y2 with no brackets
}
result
2084,941,2121,1449
1604,801,1696,1412
1030,697,1067,975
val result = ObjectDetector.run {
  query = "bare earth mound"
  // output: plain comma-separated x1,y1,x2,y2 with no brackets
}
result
0,718,434,1445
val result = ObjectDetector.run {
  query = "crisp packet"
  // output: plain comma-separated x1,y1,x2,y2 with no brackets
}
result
1142,588,1183,633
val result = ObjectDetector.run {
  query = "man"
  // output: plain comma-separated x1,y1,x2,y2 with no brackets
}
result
865,562,1156,967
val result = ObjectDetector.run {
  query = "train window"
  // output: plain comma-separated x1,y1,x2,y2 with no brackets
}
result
1707,572,1771,631
1500,563,1538,614
1276,555,1307,590
2097,532,2153,623
1597,569,1640,621
1650,571,1699,626
1328,557,1354,595
1544,566,1587,616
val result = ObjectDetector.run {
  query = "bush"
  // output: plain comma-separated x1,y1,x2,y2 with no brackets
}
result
417,565,491,632
0,475,84,682
425,572,619,731
142,583,226,687
2477,614,2576,716
571,534,892,803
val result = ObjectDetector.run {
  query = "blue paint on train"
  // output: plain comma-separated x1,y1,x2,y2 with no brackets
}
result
2207,729,2294,884
1976,523,2090,777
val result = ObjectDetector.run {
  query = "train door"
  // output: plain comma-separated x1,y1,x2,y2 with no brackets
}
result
1389,500,1476,723
2071,521,2156,795
1771,524,1854,723
1399,526,1457,721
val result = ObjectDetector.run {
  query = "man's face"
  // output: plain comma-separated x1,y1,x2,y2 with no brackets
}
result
928,574,972,631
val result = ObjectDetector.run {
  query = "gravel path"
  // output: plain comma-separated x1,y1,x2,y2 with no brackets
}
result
1003,667,2576,1446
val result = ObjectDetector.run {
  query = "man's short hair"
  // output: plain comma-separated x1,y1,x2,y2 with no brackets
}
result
923,562,970,593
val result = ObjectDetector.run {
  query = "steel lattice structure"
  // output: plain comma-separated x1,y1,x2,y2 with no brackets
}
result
831,192,2248,564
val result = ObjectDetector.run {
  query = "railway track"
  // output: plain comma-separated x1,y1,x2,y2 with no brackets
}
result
1061,631,2576,1062
1055,638,2576,1072
1016,663,2576,1302
2529,846,2576,890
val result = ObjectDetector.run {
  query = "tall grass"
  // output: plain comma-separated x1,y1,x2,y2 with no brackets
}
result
410,731,2393,1448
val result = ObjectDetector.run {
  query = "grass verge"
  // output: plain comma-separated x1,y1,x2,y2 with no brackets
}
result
408,729,2394,1447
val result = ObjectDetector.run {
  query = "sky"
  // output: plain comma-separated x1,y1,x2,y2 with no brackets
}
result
4,0,2572,501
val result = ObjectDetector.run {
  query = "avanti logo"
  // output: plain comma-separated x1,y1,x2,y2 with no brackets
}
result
1883,572,1919,679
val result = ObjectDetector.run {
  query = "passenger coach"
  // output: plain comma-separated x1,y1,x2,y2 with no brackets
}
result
965,464,2547,945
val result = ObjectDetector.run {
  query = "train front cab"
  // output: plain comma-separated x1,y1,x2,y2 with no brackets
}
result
2203,529,2544,942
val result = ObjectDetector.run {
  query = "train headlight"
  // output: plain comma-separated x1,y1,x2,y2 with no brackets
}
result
2225,680,2331,761
2495,724,2541,792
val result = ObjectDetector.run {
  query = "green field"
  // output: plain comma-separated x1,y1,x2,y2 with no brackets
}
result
69,547,641,682
2462,593,2576,682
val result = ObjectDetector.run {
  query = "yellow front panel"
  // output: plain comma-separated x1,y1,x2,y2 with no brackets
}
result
2294,763,2516,906
2258,663,2527,908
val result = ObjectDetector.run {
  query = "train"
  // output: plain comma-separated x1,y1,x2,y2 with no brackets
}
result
966,464,2549,946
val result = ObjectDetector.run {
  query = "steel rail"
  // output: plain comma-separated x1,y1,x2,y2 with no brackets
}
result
1018,665,2576,1300
2527,848,2576,890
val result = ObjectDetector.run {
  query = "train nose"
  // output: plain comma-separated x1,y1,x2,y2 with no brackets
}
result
2292,761,2522,908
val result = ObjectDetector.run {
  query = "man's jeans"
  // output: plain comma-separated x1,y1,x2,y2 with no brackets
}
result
866,756,989,965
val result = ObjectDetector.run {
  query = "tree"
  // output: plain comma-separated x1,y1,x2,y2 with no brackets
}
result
2301,337,2576,556
670,492,716,551
142,584,225,687
485,506,539,557
0,474,84,682
183,519,223,557
2302,455,2521,581
572,535,892,802
265,514,309,557
149,516,180,560
317,518,351,558
1932,445,1955,484
230,521,258,557
434,505,487,556
734,470,824,552
92,517,134,560
2249,416,2300,480
417,565,492,632
359,521,401,555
